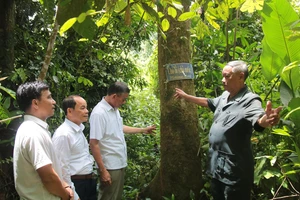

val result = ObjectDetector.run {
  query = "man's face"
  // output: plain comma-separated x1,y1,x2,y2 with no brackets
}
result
35,89,56,120
68,96,89,125
222,65,243,94
113,93,129,108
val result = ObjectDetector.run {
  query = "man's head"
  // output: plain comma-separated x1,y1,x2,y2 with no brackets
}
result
222,60,248,96
16,81,56,121
62,95,89,125
106,81,130,108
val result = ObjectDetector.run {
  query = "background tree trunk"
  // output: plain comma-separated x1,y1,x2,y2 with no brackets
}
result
140,1,203,199
0,0,15,76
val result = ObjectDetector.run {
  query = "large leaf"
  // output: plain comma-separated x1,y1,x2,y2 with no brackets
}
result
281,61,300,92
261,0,300,63
280,81,294,106
285,98,300,129
0,85,16,99
73,17,97,40
260,38,284,81
141,2,159,22
57,0,88,25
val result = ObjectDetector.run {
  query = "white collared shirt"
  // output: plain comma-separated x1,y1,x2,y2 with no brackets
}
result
89,97,127,170
52,118,94,199
13,115,62,200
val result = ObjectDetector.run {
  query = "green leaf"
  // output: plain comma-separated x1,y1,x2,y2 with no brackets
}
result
216,1,229,21
272,128,291,137
73,17,97,40
260,38,284,81
77,12,87,23
161,18,170,32
240,0,264,13
281,65,300,93
59,17,77,35
261,0,300,63
114,0,127,13
0,85,16,99
279,81,293,106
270,156,277,166
100,37,107,43
141,2,159,21
282,61,300,73
178,11,196,21
205,12,220,30
167,7,177,18
96,13,110,27
284,99,300,129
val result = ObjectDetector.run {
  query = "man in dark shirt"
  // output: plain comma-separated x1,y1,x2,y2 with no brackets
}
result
174,60,282,200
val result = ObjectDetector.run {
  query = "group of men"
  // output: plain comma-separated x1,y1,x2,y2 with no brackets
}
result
13,81,155,200
13,60,282,200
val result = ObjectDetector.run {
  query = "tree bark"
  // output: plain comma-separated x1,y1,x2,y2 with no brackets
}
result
0,0,15,76
140,1,203,199
38,20,59,81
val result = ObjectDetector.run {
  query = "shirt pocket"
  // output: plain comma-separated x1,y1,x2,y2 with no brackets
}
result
222,114,237,127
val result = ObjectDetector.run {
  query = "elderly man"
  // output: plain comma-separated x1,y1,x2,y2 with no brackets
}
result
174,60,282,200
89,81,156,200
13,81,73,200
52,95,96,200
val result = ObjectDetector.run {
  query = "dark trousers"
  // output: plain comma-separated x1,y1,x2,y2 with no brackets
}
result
72,178,97,200
211,178,251,200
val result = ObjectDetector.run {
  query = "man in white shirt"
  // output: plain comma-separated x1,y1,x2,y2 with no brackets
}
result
89,81,156,200
53,95,97,200
13,81,73,200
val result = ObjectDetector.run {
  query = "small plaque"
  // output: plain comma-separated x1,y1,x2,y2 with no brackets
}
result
165,63,194,82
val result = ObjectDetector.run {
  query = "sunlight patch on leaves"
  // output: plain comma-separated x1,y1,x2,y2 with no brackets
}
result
59,17,76,35
178,11,196,21
161,18,170,31
167,7,177,18
240,0,264,13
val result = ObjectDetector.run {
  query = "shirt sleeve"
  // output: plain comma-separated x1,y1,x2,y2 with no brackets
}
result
24,134,52,170
89,112,105,140
52,134,72,183
244,96,265,131
207,95,222,112
52,131,80,200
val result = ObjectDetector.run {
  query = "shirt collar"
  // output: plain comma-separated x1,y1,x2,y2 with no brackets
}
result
101,97,116,111
64,118,85,132
224,85,249,102
24,114,50,131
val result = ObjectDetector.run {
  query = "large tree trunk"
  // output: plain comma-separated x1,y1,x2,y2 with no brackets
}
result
0,1,17,198
0,0,15,76
140,1,202,199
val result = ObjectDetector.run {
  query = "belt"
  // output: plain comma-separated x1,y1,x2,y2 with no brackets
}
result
71,173,93,180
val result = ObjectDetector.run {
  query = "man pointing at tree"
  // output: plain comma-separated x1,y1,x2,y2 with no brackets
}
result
174,60,282,200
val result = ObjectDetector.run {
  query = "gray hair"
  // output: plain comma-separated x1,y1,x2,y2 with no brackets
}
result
226,60,249,80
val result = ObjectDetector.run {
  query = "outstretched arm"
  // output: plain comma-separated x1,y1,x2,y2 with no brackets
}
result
174,88,209,108
123,125,156,134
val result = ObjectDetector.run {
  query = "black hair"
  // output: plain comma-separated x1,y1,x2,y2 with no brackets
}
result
107,81,130,96
16,81,49,112
62,95,80,114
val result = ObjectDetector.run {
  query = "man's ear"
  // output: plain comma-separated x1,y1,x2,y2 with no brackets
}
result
67,107,73,114
31,99,39,109
239,72,245,80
